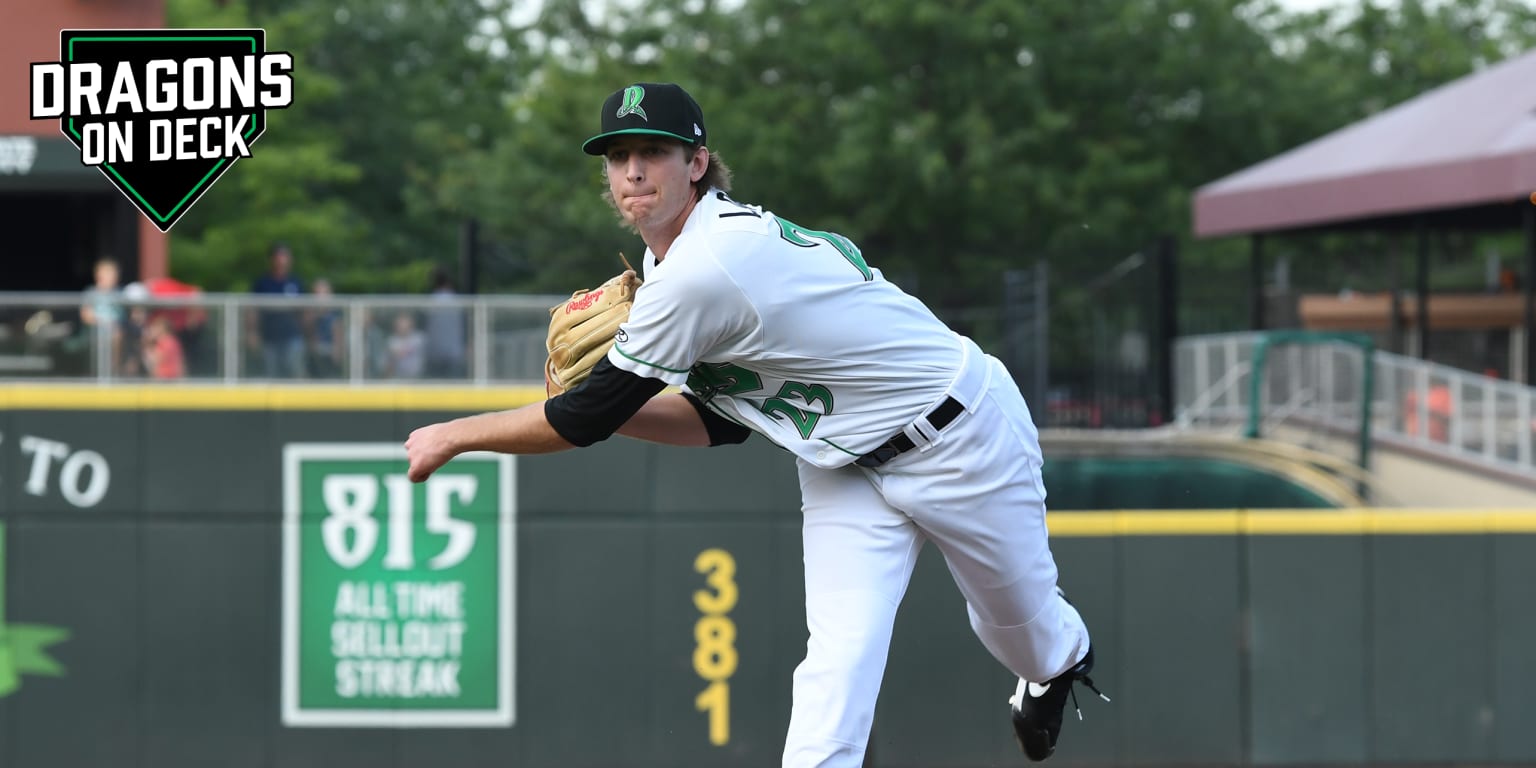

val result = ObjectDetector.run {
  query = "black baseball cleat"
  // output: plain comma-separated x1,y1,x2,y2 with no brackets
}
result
1009,646,1111,761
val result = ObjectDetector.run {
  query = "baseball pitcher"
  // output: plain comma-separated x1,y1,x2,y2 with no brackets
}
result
405,82,1107,767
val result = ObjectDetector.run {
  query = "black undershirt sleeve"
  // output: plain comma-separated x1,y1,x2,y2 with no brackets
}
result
543,357,756,448
682,392,753,446
544,357,666,447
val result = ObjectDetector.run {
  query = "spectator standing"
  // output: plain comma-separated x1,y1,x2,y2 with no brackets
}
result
425,269,468,379
307,277,344,378
117,281,151,378
364,307,391,378
248,243,307,378
79,257,125,375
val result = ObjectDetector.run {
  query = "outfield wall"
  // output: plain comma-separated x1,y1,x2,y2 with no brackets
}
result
1,386,1535,768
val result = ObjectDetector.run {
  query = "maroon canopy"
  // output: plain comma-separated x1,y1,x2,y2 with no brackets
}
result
1194,47,1536,238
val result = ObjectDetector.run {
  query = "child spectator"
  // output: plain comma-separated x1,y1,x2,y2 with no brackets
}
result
386,311,425,379
141,314,186,380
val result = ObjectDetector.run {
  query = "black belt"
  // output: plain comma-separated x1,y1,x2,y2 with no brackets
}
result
855,396,964,468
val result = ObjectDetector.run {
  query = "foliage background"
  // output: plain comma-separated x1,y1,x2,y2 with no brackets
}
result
165,0,1536,330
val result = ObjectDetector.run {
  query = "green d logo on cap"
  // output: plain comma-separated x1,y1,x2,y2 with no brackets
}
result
616,85,648,121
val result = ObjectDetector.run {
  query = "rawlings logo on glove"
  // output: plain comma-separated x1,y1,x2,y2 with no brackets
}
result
565,290,605,313
544,260,641,397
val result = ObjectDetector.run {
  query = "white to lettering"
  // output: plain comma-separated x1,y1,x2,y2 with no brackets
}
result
58,450,110,508
19,435,69,496
13,435,112,508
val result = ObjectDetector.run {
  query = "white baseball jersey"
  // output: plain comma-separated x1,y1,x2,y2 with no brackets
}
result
606,188,964,468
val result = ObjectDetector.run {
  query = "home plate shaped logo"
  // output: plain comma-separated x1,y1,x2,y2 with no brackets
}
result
30,29,293,231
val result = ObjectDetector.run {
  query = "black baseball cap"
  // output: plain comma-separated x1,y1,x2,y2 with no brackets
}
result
582,83,707,156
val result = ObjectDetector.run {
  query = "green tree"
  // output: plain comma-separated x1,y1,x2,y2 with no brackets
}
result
166,0,524,293
168,0,1536,315
460,0,1320,305
165,0,363,290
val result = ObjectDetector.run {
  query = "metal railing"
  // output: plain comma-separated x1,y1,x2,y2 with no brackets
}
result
1176,332,1536,476
0,291,568,384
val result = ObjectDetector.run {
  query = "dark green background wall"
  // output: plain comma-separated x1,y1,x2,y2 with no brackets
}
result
1,407,1534,767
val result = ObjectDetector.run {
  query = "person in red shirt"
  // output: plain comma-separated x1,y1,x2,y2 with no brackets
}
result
142,314,186,380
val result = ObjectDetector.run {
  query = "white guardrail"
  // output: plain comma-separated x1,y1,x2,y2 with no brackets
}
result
1175,331,1536,476
0,290,568,385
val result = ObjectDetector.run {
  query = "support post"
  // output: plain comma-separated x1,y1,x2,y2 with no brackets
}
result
1249,234,1265,330
1388,234,1403,355
459,218,480,295
1155,235,1179,425
1525,204,1536,384
1415,219,1431,360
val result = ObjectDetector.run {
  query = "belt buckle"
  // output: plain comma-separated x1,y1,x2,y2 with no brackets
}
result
857,443,900,468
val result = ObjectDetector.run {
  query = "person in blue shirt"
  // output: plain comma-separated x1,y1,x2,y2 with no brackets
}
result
248,243,307,378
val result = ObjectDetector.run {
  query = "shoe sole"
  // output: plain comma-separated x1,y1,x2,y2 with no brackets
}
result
1012,712,1055,762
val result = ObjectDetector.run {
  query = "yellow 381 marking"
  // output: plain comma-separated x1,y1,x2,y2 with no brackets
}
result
693,548,737,746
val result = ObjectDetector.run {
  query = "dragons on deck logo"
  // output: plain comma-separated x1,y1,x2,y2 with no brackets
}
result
29,29,293,231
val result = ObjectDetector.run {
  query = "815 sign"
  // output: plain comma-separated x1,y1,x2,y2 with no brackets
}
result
320,473,477,570
282,444,515,728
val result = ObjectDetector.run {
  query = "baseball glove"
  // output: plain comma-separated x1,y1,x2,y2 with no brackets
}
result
544,266,641,396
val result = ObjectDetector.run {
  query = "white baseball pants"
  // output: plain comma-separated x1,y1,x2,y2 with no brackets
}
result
781,342,1091,768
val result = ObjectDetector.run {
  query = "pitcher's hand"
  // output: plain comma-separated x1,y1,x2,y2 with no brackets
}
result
405,421,461,482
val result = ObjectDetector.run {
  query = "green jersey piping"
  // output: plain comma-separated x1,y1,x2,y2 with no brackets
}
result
613,344,691,374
